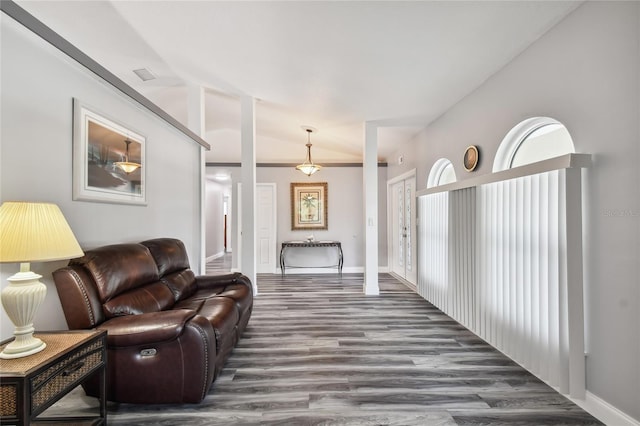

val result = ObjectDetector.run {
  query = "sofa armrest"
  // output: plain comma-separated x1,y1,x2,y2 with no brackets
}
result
97,309,199,347
195,272,252,292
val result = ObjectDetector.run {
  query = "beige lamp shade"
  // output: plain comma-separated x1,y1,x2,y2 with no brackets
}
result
0,202,84,263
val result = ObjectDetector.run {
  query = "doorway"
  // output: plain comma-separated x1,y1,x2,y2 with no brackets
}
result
388,170,417,286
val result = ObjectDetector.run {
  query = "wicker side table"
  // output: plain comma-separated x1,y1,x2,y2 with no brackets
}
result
0,330,106,425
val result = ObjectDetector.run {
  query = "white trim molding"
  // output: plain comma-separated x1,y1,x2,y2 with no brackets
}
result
571,392,640,426
388,168,417,186
427,158,456,188
493,116,572,172
206,252,226,262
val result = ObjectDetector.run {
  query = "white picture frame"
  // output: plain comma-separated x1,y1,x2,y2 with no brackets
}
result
72,99,146,205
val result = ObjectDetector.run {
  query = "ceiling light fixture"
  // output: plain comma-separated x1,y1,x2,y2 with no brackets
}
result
296,126,322,176
114,138,141,174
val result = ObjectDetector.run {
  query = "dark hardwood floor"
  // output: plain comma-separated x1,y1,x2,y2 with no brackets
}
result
47,272,602,425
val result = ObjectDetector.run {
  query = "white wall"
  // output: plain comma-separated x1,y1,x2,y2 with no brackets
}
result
388,134,421,186
388,1,640,421
0,14,203,338
210,165,389,272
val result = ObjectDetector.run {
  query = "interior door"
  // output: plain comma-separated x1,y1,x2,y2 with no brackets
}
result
256,183,277,273
390,174,417,285
237,182,277,273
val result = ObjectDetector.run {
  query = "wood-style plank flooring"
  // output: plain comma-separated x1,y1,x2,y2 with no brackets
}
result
46,271,602,425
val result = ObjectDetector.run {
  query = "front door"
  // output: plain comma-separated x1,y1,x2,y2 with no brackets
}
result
389,173,417,285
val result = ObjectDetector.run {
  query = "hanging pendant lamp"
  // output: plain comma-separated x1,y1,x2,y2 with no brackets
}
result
296,127,322,176
114,138,141,174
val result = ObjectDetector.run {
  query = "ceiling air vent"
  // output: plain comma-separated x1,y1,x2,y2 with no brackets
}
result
133,68,156,82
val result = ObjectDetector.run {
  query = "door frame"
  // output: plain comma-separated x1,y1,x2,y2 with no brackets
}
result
387,169,417,286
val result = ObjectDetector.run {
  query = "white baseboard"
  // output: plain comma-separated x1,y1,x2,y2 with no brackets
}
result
388,272,418,292
570,391,639,426
273,266,390,275
276,267,348,275
205,251,225,262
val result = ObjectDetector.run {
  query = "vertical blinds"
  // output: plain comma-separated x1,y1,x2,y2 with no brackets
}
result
418,167,585,398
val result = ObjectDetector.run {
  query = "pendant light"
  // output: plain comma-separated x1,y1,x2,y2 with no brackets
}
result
114,138,141,174
296,127,322,176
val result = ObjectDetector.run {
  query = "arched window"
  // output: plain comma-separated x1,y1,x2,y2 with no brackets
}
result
427,158,456,188
493,117,575,172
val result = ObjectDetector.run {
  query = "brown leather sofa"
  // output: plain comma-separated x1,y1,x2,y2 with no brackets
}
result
52,238,252,404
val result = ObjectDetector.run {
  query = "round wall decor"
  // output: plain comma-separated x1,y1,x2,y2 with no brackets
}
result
463,145,479,172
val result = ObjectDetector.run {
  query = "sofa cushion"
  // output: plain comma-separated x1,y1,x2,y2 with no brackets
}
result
103,281,175,318
197,297,239,342
196,297,239,377
192,275,253,320
174,298,204,311
161,270,197,302
188,286,224,301
175,297,239,339
70,244,159,302
141,238,191,276
215,283,253,319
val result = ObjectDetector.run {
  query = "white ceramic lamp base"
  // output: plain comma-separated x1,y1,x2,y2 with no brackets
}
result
0,269,47,359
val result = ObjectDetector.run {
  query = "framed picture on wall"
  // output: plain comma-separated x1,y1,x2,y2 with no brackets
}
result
291,182,328,230
72,98,146,205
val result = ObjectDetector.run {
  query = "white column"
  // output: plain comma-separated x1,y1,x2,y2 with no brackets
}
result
187,85,207,274
564,167,586,398
240,96,257,293
363,122,379,295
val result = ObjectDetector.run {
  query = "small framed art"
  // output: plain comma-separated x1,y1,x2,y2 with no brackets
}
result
291,182,328,230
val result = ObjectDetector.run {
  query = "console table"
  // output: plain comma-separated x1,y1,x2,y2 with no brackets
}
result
0,330,107,425
280,241,343,277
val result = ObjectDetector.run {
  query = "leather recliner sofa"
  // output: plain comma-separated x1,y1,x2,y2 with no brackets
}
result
52,238,252,404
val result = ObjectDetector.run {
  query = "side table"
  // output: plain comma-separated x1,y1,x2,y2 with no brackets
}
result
280,240,344,277
0,330,107,425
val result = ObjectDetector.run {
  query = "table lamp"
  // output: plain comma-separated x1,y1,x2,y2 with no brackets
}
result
0,202,83,359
